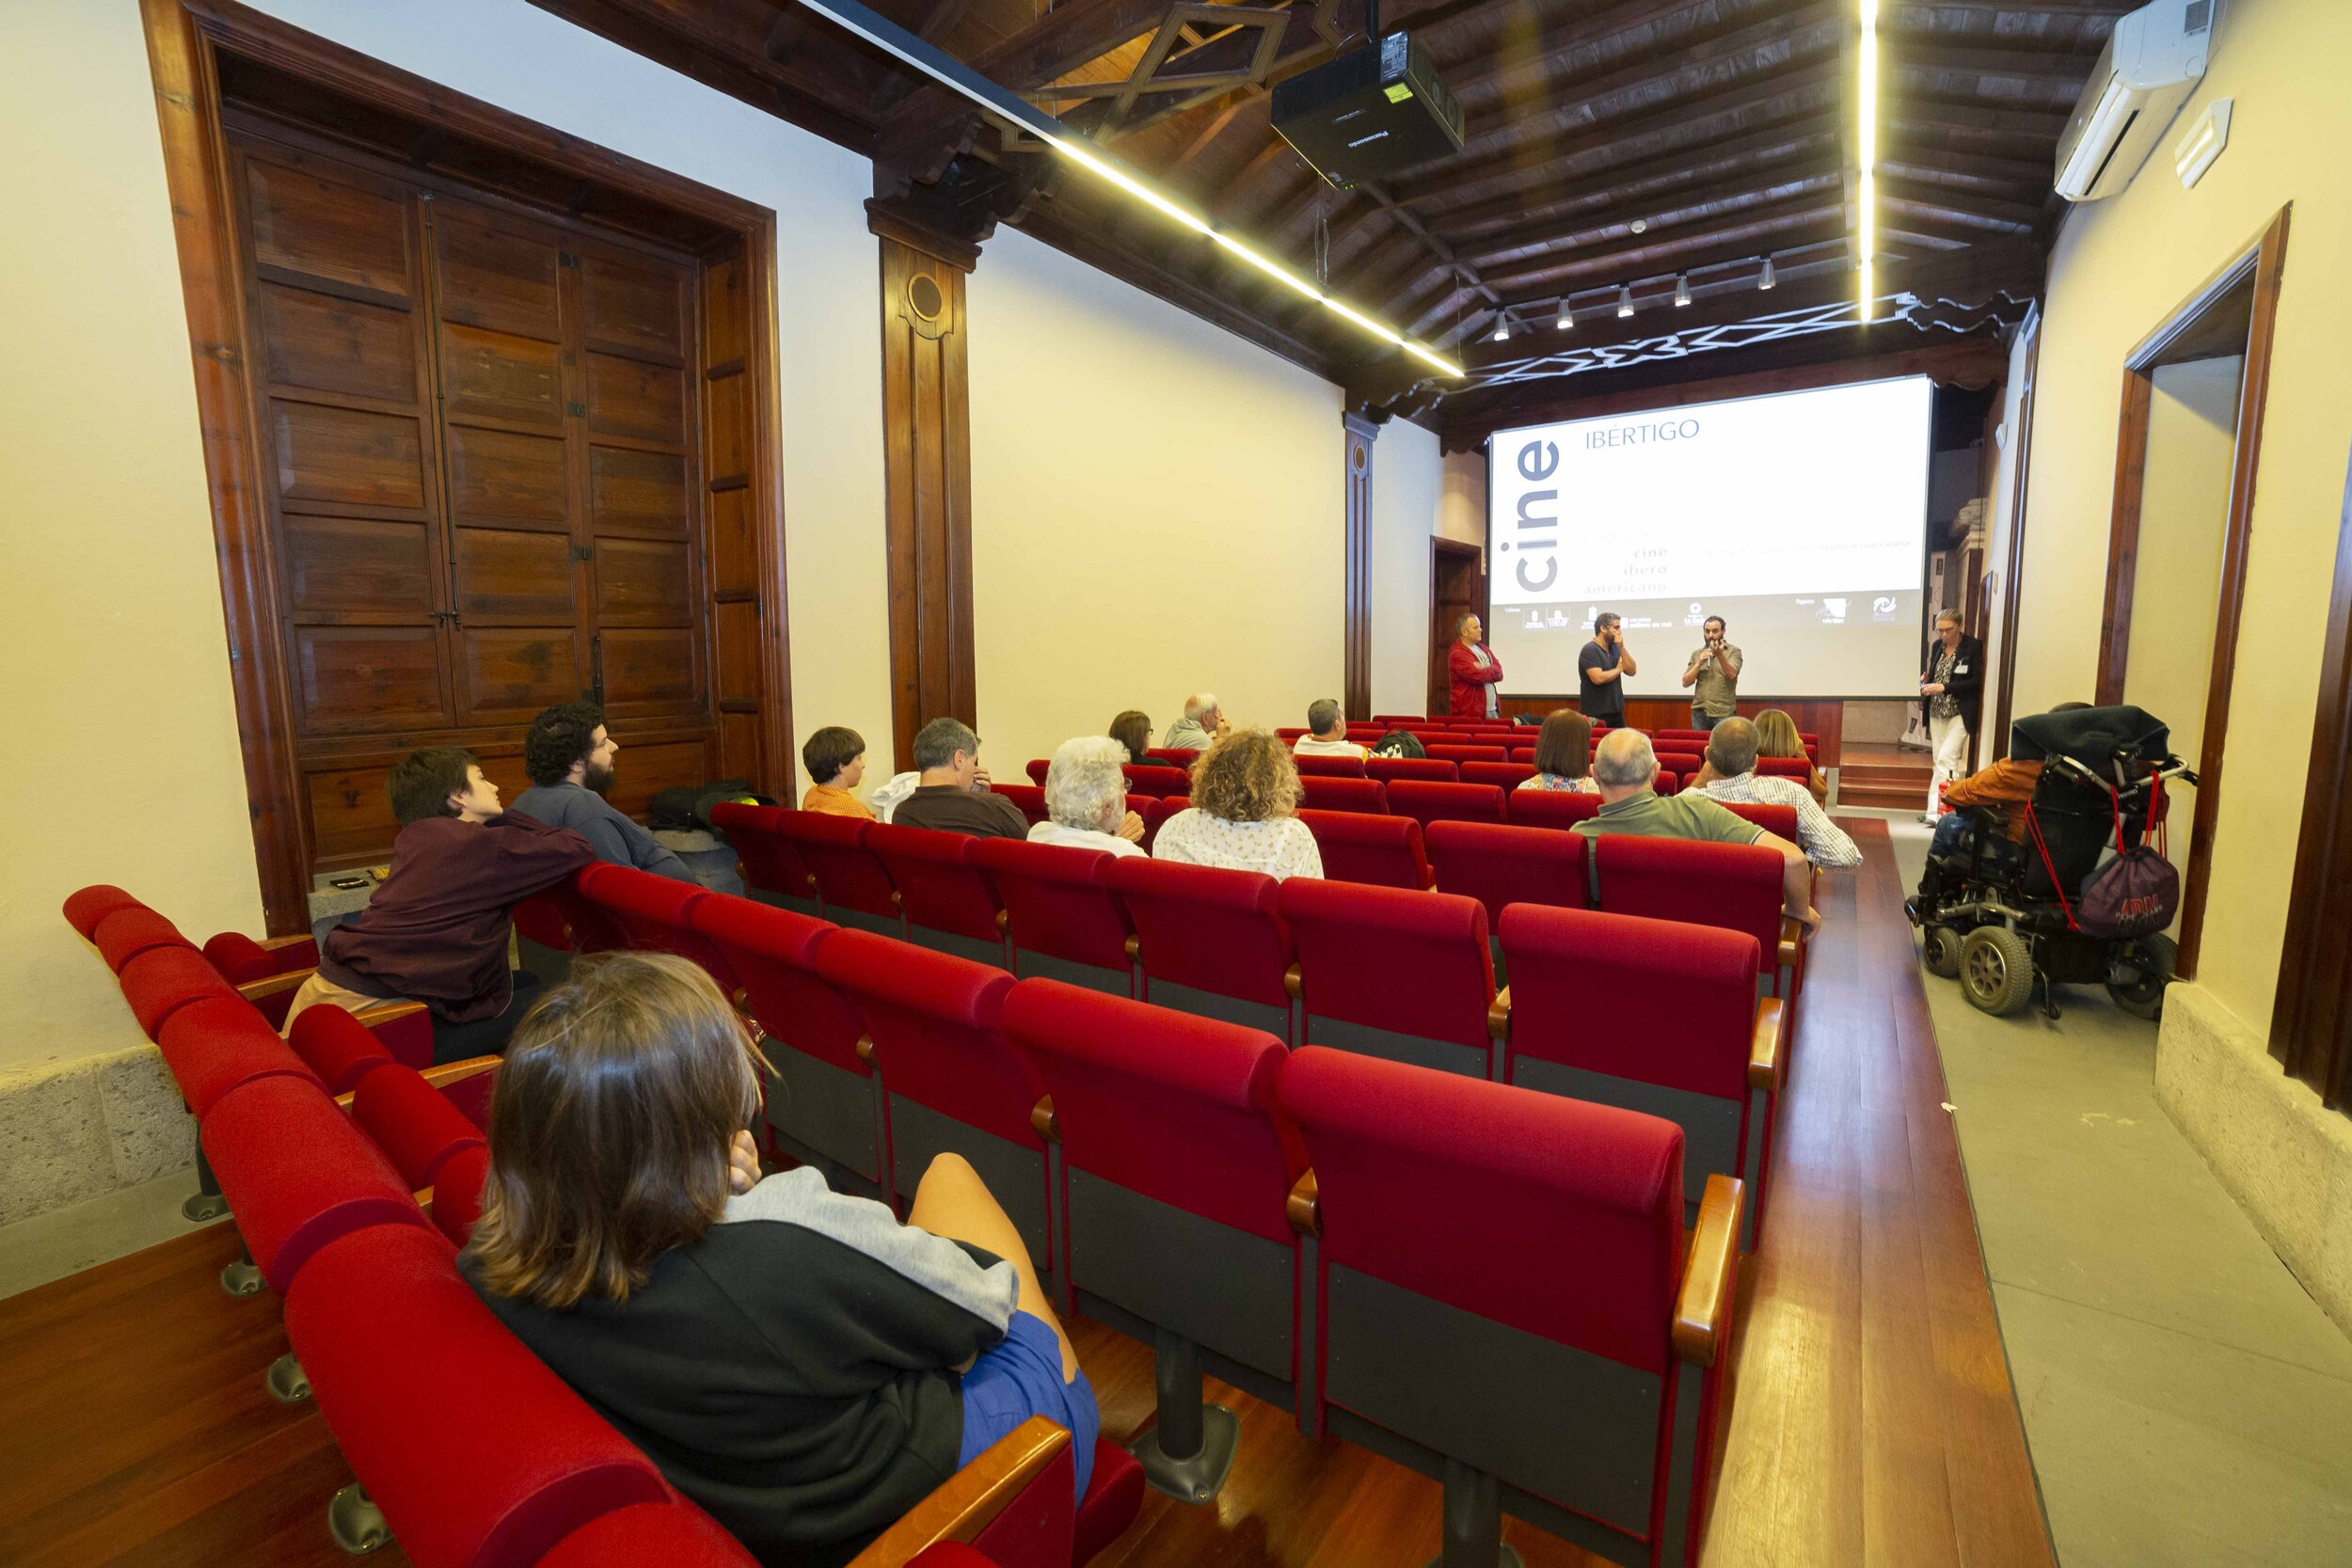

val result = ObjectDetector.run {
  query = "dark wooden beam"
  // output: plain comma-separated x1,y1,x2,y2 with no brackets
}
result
1464,191,1851,301
1880,139,2058,195
1880,175,2043,231
1456,154,1847,274
1884,38,2106,88
1885,98,2074,146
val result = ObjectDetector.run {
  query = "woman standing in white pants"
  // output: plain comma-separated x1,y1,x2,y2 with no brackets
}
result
1920,610,1985,819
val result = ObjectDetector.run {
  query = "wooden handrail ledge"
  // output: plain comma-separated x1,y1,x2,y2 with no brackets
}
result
1748,997,1785,1091
1672,1174,1742,1367
847,1415,1071,1567
1286,1170,1320,1236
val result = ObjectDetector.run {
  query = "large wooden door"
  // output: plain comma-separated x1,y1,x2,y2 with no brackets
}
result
231,132,715,874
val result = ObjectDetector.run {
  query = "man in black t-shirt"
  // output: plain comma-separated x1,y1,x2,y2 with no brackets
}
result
1579,611,1638,725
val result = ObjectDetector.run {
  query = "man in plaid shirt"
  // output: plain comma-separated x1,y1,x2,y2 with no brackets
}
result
1696,718,1862,870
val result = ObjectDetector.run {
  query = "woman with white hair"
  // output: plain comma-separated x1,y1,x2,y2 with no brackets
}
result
1029,736,1147,857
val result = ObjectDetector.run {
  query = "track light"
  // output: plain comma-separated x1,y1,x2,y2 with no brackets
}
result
1760,254,1777,291
1616,284,1634,318
1491,316,1511,341
1675,273,1691,307
1555,298,1573,330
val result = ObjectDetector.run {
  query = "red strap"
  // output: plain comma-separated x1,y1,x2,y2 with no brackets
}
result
2026,801,2080,933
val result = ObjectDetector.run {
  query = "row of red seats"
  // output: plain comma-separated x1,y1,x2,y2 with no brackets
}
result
1060,755,1808,799
539,863,1744,1567
1348,717,1820,752
63,885,1142,1568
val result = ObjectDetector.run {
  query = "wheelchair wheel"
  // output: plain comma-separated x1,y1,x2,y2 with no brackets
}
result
1922,926,1963,979
2106,932,2177,1022
1960,927,2035,1017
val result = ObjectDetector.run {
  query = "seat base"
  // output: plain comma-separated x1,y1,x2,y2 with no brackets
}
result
219,1259,264,1297
265,1352,311,1403
182,1190,229,1223
1126,1402,1238,1505
327,1484,390,1556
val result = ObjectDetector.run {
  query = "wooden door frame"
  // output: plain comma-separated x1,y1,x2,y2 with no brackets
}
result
1428,537,1486,717
1988,307,2042,761
142,0,790,932
2090,204,2291,980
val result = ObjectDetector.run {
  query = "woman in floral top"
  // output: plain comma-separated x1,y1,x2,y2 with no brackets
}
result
1516,709,1600,795
1152,729,1324,880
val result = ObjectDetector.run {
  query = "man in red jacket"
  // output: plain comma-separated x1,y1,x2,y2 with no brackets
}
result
1448,613,1505,719
283,748,595,1061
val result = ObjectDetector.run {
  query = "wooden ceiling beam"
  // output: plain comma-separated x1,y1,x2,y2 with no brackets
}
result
1455,153,1846,274
1884,38,2106,87
1879,138,2057,194
1879,175,2042,231
1884,97,2074,145
1467,192,1851,299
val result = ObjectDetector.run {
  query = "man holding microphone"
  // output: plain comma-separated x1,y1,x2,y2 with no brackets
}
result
1680,614,1741,732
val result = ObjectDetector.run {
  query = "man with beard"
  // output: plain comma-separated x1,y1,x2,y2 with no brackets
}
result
514,703,699,884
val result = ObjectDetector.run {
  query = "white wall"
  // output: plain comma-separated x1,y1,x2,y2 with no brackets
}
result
1369,418,1448,717
966,227,1344,770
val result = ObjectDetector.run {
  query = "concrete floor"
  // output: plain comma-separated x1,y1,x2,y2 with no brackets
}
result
1880,810,2352,1568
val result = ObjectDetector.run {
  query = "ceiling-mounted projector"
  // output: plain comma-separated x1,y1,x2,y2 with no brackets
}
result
1271,30,1465,190
2054,0,2215,201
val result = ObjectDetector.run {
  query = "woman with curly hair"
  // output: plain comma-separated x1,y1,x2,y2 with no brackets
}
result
1150,727,1323,880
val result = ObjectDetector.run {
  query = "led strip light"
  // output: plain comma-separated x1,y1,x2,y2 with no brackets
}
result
795,0,1465,378
1857,0,1880,321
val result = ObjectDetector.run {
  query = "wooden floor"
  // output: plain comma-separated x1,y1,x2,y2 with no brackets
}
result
0,820,2053,1568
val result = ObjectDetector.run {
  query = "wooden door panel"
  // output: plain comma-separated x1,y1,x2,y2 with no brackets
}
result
599,627,699,706
304,750,532,867
589,448,689,537
586,354,685,444
601,736,713,819
704,371,746,480
246,157,411,300
271,401,427,510
715,600,762,704
282,515,435,620
461,628,584,717
581,252,685,361
594,538,691,624
439,323,563,430
707,486,754,593
446,426,568,527
257,284,418,403
453,529,576,621
433,211,562,339
718,711,761,782
294,625,449,733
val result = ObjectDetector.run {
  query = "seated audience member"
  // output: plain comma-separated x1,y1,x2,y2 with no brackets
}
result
1697,718,1861,870
1517,709,1598,794
282,749,594,1059
800,726,875,819
1160,692,1230,752
891,718,1029,840
1749,708,1829,803
1370,729,1425,759
461,952,1097,1565
1152,728,1323,880
1935,701,2096,848
1109,709,1180,768
1031,736,1146,857
1573,730,1819,927
1293,699,1367,758
513,704,697,885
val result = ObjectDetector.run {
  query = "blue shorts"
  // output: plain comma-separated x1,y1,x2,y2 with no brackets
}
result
956,1312,1099,1499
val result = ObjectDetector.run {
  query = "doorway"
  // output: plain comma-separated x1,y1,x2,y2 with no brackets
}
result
2093,206,2290,979
1429,538,1486,717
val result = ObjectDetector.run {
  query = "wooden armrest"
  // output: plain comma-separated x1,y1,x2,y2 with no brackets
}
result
994,910,1011,935
855,1034,877,1066
1286,1170,1320,1237
890,891,904,911
847,1415,1071,1567
422,1055,501,1092
1123,934,1140,962
1748,998,1784,1091
1283,961,1303,1001
1486,986,1511,1042
1672,1175,1743,1367
257,933,317,955
730,987,757,1020
1030,1096,1058,1142
236,968,314,1005
352,999,427,1031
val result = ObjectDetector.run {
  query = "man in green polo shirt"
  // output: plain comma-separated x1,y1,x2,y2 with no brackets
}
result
1574,730,1820,927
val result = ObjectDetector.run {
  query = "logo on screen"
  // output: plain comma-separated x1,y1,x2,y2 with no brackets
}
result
1504,436,1564,592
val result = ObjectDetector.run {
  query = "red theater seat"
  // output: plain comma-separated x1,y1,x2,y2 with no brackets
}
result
1279,1048,1738,1568
1383,780,1507,832
1025,759,1050,787
201,929,321,986
1295,810,1432,891
1106,858,1295,1039
1459,761,1535,790
774,812,904,939
1508,747,1537,764
1144,749,1199,768
1425,745,1507,765
1423,821,1590,978
1278,879,1500,1079
1139,795,1188,854
1758,757,1814,781
578,864,734,990
1717,800,1799,843
63,884,147,941
1292,753,1366,778
1508,789,1604,831
536,1494,757,1568
1120,767,1193,800
710,802,819,909
688,897,887,1199
993,784,1050,826
352,1065,489,1191
1501,905,1781,1248
1297,776,1386,816
159,996,324,1119
867,824,1012,968
93,907,195,973
283,1223,673,1568
1367,756,1455,785
427,1144,491,1247
287,1004,397,1096
1653,771,1685,797
1591,835,1805,1005
119,944,240,1040
1006,982,1307,1500
968,840,1136,998
202,1073,434,1292
816,933,1053,1272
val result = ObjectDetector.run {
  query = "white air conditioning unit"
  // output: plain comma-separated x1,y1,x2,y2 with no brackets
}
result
2054,0,2215,201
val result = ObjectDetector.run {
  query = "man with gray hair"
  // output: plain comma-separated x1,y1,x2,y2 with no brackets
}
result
1293,698,1365,758
1573,729,1820,927
1697,718,1859,870
1162,693,1230,751
889,716,1028,840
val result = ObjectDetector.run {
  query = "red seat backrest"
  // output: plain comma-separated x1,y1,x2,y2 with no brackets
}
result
1292,752,1367,778
1507,747,1536,764
1025,759,1050,787
428,1143,491,1247
1424,745,1506,764
534,1496,759,1568
1654,752,1702,776
1383,780,1508,832
993,784,1050,826
119,944,240,1040
92,907,196,974
773,811,898,920
513,876,631,958
1501,905,1759,1102
353,1064,490,1189
1295,810,1431,891
1458,761,1535,790
63,884,147,941
1140,795,1189,853
1004,980,1304,1244
815,930,1037,1148
160,996,325,1119
202,929,319,985
577,863,734,990
967,840,1135,975
1278,1046,1684,1374
709,802,816,903
1758,756,1813,781
1277,879,1495,1051
1590,834,1784,962
1717,800,1799,842
201,1073,435,1291
1144,749,1199,768
1507,789,1603,831
1104,857,1294,1010
1366,756,1455,784
1423,821,1589,924
1654,770,1684,796
685,896,866,1076
288,1003,398,1095
283,1224,672,1568
867,824,1006,943
1120,766,1193,799
1298,776,1386,816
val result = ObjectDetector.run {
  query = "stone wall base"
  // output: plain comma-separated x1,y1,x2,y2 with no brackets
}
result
0,1045,193,1227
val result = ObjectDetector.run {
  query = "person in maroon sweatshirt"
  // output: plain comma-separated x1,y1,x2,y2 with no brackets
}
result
283,748,595,1062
